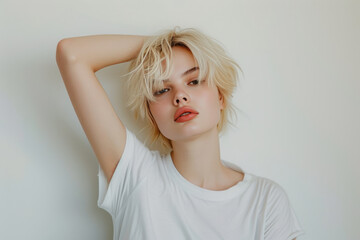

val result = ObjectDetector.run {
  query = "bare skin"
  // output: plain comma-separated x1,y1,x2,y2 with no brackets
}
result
171,127,244,191
56,34,147,184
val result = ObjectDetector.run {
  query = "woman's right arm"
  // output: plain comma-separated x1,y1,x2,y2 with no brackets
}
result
56,34,147,184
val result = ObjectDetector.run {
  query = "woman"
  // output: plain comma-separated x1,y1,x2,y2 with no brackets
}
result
56,27,304,240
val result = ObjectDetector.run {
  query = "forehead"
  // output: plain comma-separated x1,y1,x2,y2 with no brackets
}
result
162,46,198,77
172,46,196,65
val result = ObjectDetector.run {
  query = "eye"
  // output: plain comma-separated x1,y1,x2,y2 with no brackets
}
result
189,79,199,85
153,88,169,96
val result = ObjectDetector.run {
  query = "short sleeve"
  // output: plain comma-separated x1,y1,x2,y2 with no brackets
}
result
97,128,157,217
264,183,305,240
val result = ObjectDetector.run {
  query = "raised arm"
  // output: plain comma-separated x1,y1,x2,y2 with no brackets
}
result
56,34,146,184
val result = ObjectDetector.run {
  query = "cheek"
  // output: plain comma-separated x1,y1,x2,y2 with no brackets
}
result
200,88,222,108
199,89,223,120
149,102,167,126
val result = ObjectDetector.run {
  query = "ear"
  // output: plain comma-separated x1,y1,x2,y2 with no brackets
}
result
218,91,225,110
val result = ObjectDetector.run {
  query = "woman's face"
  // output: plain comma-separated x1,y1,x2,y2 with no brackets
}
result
148,46,224,142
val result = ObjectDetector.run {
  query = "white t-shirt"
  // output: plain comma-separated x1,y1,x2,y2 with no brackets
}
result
97,128,305,240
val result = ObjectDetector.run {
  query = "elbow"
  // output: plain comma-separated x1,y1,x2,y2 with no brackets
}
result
56,38,77,66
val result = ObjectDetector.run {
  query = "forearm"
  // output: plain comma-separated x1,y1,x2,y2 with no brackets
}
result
56,34,147,72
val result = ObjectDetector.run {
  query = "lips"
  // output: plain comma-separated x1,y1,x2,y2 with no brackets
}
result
174,107,199,122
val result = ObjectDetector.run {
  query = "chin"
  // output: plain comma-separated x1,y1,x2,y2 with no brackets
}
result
167,125,218,142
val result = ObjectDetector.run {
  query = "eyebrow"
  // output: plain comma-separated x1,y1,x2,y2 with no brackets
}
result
182,66,199,77
163,67,199,82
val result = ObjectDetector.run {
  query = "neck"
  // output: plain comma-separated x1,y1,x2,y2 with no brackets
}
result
170,127,230,190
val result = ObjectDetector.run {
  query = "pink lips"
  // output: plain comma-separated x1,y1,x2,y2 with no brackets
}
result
174,107,199,123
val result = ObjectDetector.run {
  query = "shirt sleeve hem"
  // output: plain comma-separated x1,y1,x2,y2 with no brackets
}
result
97,127,133,213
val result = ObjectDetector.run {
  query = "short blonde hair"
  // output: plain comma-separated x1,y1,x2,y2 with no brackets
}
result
125,27,241,153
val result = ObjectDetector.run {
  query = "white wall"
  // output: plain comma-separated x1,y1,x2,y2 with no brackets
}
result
1,0,359,239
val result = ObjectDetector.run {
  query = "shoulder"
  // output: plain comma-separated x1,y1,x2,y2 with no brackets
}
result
249,175,304,239
125,128,160,156
246,173,287,195
236,172,304,239
244,173,291,208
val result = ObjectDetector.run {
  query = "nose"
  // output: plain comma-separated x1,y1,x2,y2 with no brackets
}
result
173,88,190,105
